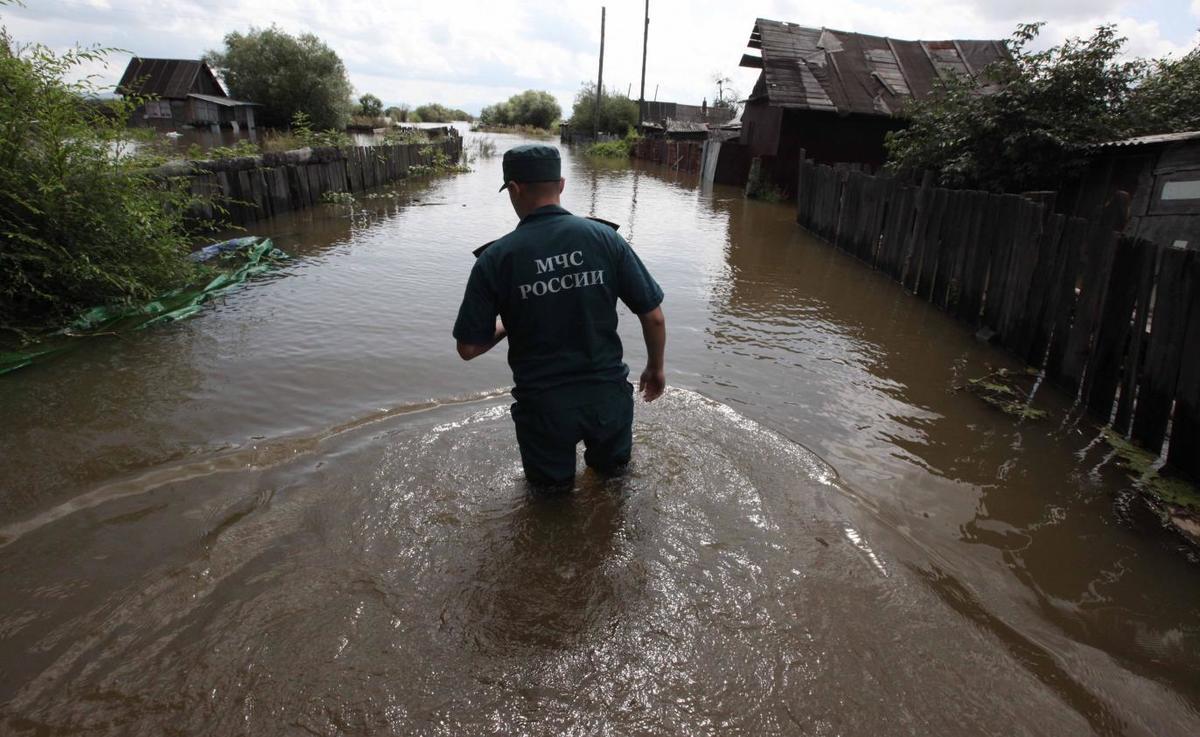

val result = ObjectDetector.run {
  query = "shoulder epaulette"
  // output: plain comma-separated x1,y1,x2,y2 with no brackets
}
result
585,216,621,231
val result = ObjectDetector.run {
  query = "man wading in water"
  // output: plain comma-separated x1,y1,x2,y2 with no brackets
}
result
453,144,667,488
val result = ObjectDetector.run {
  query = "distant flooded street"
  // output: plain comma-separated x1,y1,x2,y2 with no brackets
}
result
1,131,1197,735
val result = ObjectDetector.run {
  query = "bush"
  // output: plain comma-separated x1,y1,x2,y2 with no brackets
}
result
289,111,352,148
884,23,1156,192
412,102,473,123
567,83,638,135
584,128,639,158
204,26,354,130
0,31,204,335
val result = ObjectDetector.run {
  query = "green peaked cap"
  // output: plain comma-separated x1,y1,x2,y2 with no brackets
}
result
499,144,561,192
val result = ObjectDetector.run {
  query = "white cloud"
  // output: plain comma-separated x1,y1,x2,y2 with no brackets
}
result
1,0,1193,115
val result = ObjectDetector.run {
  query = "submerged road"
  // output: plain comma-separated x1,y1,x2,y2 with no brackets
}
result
0,131,1197,735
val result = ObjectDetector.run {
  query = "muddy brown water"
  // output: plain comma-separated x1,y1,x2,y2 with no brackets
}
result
1,132,1198,736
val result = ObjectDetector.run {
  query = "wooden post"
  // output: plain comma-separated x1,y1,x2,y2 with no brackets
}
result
638,0,649,130
594,7,606,140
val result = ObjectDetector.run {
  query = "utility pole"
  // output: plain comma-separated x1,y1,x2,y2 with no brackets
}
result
638,0,649,129
593,6,605,139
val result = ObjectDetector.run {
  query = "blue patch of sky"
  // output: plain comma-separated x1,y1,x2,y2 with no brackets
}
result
1125,0,1199,47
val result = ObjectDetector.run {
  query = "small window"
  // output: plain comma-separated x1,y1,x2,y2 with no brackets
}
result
1162,180,1200,201
1150,170,1200,214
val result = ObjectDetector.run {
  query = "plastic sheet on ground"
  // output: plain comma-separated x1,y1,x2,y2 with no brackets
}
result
0,237,288,375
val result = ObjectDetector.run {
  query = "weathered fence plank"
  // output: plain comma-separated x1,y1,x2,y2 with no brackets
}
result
1168,254,1200,475
1132,247,1195,453
1084,238,1149,420
1018,213,1067,365
1112,243,1160,434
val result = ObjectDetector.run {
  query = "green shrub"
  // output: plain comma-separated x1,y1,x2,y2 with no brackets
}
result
289,111,352,148
0,30,207,336
585,139,631,158
584,128,640,158
568,83,638,135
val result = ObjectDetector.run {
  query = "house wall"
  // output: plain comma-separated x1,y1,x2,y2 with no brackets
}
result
187,99,221,124
739,105,904,197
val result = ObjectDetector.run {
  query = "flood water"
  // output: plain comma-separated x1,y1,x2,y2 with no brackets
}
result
1,132,1198,736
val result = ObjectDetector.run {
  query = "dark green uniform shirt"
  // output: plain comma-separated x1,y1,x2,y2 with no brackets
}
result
453,205,663,409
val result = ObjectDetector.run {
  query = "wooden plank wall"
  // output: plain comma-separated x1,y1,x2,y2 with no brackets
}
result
794,157,1200,479
632,139,704,174
176,137,463,227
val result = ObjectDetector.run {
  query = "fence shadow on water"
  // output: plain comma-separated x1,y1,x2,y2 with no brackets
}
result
794,158,1200,480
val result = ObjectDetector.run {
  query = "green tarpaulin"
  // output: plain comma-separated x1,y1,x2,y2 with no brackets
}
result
1,237,288,375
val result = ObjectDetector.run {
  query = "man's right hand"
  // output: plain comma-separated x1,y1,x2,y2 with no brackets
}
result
639,366,665,402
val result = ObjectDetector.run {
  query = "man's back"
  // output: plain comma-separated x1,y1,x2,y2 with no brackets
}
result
456,204,662,407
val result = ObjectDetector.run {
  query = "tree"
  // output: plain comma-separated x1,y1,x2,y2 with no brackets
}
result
0,30,199,332
204,26,353,130
567,83,638,135
885,24,1148,192
357,93,382,118
1127,48,1200,134
479,90,561,129
479,101,512,126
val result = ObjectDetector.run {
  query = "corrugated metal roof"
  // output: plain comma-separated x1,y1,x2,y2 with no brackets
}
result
118,58,225,100
188,93,259,107
1092,131,1200,149
739,19,1008,116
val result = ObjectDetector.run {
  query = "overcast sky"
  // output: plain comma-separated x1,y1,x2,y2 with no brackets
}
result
4,0,1198,117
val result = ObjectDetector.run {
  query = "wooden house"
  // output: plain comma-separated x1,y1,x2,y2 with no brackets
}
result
726,19,1008,196
117,58,259,130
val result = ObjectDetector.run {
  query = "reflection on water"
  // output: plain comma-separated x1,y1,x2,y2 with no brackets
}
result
1,130,1198,735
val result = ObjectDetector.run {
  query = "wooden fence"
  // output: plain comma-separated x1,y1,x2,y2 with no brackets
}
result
154,136,463,227
795,158,1200,479
632,139,704,174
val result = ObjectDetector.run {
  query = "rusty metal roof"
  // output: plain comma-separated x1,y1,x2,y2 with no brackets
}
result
118,58,225,100
740,19,1008,116
1091,131,1200,149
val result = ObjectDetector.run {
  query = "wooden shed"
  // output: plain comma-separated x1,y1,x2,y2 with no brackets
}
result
1062,131,1200,251
118,58,259,130
726,19,1008,196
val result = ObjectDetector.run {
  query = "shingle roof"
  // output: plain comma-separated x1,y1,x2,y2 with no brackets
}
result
740,19,1008,116
117,58,224,100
